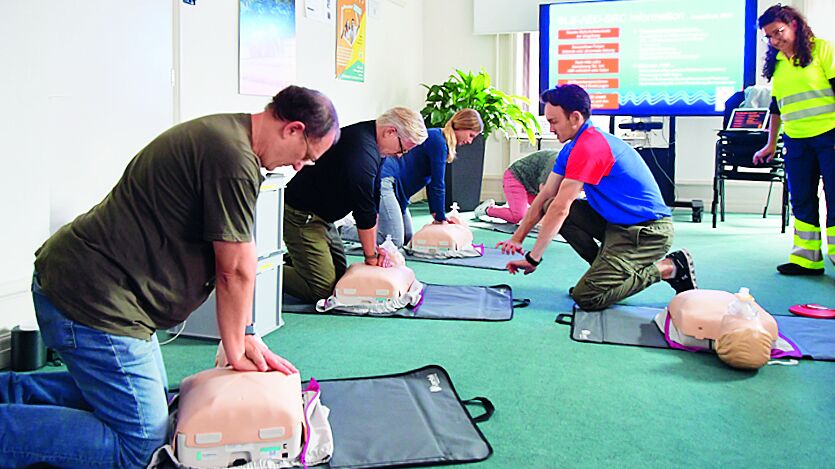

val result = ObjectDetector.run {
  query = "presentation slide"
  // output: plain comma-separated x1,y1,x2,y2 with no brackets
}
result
540,0,756,116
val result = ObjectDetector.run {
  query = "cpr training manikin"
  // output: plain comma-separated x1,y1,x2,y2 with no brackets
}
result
656,288,799,369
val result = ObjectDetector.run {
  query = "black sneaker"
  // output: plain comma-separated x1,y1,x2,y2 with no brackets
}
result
664,249,697,293
777,262,824,276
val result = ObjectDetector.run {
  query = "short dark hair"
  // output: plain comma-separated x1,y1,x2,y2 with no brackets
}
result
267,85,340,140
540,84,591,120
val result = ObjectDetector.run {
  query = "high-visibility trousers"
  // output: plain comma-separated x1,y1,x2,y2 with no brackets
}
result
783,128,834,267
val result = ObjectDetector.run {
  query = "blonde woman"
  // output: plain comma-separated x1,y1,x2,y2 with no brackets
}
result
356,109,483,248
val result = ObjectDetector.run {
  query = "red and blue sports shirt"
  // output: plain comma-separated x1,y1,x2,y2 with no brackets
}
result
552,122,671,225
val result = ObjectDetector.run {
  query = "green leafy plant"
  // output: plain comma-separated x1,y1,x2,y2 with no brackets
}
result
421,69,541,143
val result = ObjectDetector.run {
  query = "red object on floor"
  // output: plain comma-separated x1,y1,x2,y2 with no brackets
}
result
789,304,835,319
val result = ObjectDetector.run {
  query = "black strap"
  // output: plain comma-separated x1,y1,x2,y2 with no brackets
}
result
463,397,495,423
512,298,531,309
555,313,574,325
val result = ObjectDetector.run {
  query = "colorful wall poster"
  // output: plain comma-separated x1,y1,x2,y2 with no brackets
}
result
239,0,297,96
305,0,334,23
335,0,366,82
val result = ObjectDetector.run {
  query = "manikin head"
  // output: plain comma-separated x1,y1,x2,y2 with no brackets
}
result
715,292,776,370
715,324,775,370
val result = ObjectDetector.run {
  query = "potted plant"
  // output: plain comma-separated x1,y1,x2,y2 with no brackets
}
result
420,69,541,210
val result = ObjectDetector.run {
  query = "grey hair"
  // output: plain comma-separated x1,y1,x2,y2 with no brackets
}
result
376,107,428,145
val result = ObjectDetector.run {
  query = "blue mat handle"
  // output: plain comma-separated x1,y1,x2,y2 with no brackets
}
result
555,313,574,326
512,298,531,309
463,397,495,423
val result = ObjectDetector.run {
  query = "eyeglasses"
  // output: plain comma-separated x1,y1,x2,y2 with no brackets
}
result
395,135,406,156
300,132,316,166
762,25,786,44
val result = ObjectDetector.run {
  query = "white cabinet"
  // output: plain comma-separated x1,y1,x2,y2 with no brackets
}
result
173,173,287,340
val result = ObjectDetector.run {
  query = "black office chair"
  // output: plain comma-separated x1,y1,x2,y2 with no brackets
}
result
711,90,789,232
711,131,789,232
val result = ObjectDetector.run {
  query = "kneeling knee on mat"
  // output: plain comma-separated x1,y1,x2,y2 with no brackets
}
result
572,286,610,311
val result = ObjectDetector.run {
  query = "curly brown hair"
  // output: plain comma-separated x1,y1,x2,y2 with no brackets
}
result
758,5,816,81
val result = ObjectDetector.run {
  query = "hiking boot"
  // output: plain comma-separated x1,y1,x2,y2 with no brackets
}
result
664,249,697,293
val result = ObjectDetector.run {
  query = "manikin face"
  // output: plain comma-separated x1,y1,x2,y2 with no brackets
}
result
544,103,583,143
762,20,797,57
453,129,480,146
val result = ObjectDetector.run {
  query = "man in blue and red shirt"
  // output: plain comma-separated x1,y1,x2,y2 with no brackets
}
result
498,84,697,310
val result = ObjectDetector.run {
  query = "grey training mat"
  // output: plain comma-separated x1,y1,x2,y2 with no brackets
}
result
470,220,567,243
555,304,835,361
154,366,494,469
556,304,670,348
284,284,527,321
314,365,494,468
344,243,524,270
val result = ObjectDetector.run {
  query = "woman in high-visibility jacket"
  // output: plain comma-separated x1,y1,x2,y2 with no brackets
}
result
754,4,835,276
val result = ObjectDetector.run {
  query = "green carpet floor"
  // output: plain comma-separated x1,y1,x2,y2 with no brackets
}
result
161,203,835,468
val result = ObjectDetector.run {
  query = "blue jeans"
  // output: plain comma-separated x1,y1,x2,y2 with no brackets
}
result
342,177,414,248
0,274,169,468
783,127,835,227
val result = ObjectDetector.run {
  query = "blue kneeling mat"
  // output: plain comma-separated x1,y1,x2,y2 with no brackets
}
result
556,304,835,361
284,284,528,322
315,365,494,468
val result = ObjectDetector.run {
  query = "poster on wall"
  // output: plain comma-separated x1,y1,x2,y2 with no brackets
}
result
239,0,297,96
305,0,334,23
335,0,366,82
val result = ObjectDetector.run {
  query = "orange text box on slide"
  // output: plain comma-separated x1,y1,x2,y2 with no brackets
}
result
558,58,619,74
589,93,619,110
557,78,619,90
558,28,620,40
558,43,620,55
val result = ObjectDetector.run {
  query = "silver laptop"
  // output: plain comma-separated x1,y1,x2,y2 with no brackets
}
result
726,108,770,131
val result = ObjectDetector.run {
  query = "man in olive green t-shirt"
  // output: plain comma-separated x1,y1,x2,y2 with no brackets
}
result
0,86,339,469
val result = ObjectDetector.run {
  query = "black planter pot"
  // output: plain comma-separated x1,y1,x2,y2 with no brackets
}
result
444,134,486,212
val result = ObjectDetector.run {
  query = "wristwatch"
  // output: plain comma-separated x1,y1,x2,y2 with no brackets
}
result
524,252,542,267
245,324,256,336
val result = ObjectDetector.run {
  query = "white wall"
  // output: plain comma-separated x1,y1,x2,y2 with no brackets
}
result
178,0,424,129
0,0,174,332
422,0,509,197
0,0,425,334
